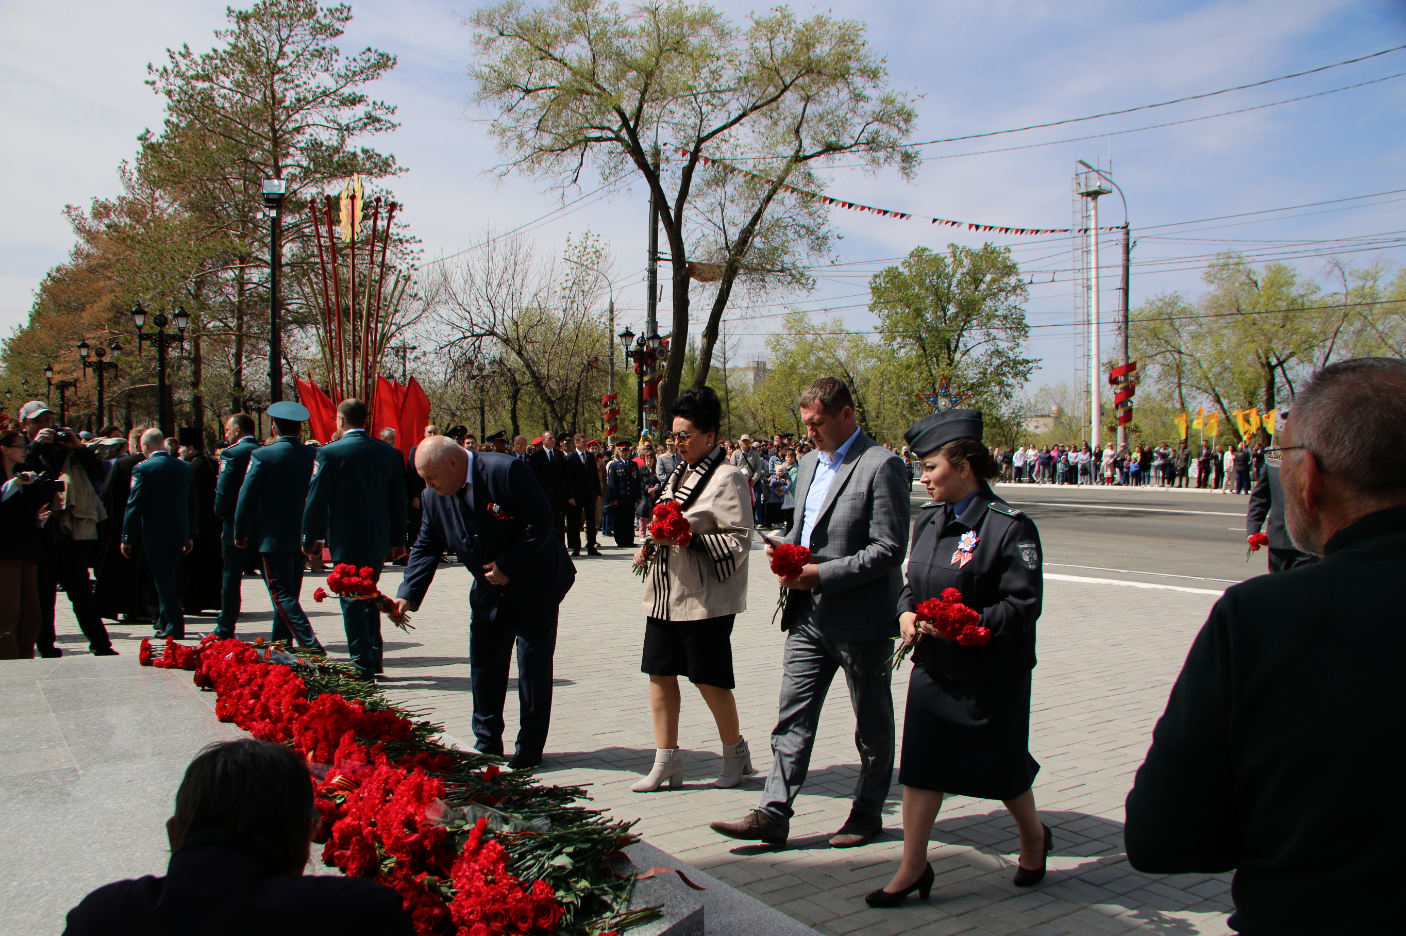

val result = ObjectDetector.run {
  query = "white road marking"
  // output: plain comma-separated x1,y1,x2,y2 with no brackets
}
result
1006,500,1243,518
1045,572,1227,596
1046,563,1240,585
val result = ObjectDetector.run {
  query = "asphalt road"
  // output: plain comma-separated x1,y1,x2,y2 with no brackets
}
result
910,481,1265,592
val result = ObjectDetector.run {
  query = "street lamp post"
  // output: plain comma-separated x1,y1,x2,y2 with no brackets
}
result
53,379,78,425
78,338,121,428
130,303,188,438
1077,160,1132,448
43,364,53,403
263,179,287,404
619,327,662,440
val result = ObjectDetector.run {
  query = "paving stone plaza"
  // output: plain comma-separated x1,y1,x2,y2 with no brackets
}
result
5,484,1243,935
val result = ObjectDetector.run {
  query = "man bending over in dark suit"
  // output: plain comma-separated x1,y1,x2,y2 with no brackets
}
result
394,436,575,770
64,739,412,936
1126,357,1406,936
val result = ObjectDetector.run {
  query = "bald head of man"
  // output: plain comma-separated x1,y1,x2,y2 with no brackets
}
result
140,428,166,457
414,435,470,496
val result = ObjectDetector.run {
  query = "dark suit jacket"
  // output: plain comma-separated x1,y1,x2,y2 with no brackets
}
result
783,431,911,642
63,836,412,936
214,437,260,547
529,446,567,511
1245,463,1288,547
121,451,198,551
398,451,574,623
234,436,316,553
563,450,599,503
302,430,407,563
1125,506,1406,935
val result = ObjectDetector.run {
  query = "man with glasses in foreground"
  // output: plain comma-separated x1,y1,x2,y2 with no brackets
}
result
1126,357,1406,935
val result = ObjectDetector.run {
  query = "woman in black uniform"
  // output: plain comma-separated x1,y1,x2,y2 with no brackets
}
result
867,408,1049,907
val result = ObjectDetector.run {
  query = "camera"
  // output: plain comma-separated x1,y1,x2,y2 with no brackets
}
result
22,473,65,499
54,429,75,443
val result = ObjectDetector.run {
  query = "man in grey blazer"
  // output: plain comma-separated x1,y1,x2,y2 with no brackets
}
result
712,377,911,847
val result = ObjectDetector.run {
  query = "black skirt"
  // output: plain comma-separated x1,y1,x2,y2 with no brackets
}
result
641,614,736,688
898,665,1039,800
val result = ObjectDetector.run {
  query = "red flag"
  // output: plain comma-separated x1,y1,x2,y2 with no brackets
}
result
295,377,337,444
371,375,407,446
398,377,431,457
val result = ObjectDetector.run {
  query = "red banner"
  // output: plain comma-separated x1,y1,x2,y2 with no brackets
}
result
295,377,338,444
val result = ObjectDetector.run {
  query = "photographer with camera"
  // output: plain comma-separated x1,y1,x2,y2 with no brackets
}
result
18,401,116,657
0,427,50,658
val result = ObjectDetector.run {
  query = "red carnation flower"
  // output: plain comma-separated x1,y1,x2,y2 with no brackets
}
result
771,543,812,580
359,566,375,579
312,587,327,603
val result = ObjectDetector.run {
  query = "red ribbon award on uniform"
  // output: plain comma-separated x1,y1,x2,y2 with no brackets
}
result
314,563,414,631
887,587,991,671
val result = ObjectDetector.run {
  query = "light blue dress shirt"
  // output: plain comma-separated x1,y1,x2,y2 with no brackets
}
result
799,426,862,549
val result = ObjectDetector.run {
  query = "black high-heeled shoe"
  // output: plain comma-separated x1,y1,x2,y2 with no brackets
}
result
864,863,934,908
1013,823,1052,887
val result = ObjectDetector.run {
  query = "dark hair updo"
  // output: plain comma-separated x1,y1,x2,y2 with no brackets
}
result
670,386,722,434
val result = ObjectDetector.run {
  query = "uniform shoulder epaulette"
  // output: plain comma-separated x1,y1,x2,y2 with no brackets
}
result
987,501,1023,518
920,501,944,510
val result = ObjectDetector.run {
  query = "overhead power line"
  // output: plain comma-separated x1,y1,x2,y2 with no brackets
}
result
905,43,1406,147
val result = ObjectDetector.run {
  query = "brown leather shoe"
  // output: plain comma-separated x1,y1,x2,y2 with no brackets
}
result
710,809,788,846
828,810,883,848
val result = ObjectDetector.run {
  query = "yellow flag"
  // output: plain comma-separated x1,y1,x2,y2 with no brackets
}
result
1173,412,1188,439
1246,408,1262,435
1232,409,1249,436
1191,406,1205,430
1263,409,1277,436
1205,410,1219,438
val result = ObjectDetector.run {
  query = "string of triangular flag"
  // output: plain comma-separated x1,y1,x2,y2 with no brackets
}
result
678,148,1122,236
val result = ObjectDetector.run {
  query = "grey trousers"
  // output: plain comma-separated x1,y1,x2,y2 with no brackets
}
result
759,620,895,823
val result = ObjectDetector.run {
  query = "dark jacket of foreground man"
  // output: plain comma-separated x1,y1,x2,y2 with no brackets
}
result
1125,505,1406,935
64,834,413,936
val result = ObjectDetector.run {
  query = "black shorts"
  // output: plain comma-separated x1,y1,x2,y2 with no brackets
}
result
641,614,736,688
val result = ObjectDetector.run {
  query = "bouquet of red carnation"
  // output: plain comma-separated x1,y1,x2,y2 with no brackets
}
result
887,587,990,671
769,543,813,626
633,501,693,578
1246,531,1269,560
316,563,414,631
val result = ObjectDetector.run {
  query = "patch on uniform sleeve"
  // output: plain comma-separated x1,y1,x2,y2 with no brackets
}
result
311,458,322,478
1017,541,1040,570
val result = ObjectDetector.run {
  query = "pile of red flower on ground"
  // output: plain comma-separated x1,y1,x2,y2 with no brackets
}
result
143,637,647,935
138,636,202,669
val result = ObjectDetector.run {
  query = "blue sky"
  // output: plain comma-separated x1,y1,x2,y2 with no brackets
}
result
2,0,1403,392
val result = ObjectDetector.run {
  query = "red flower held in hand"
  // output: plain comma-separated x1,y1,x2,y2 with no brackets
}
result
649,501,692,546
1247,532,1270,552
771,543,812,580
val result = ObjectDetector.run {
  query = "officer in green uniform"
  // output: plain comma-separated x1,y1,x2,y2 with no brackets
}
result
213,413,260,638
302,399,407,680
233,401,324,652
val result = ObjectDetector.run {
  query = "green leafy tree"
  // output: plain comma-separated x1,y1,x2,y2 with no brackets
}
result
870,244,1037,435
470,0,917,417
141,0,401,409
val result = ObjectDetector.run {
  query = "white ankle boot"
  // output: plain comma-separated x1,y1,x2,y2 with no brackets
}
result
714,736,753,788
632,747,683,792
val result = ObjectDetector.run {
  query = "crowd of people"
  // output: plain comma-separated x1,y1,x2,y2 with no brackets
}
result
989,440,1263,491
9,357,1403,934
